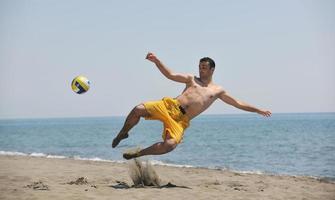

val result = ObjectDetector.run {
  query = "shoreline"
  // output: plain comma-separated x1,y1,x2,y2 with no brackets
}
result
1,155,334,200
1,150,334,183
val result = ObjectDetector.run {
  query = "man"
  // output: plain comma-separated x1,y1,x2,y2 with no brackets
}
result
112,52,271,159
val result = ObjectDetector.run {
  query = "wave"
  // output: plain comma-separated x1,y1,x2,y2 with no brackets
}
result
149,159,195,168
0,150,122,163
72,155,125,164
0,151,27,156
0,150,197,168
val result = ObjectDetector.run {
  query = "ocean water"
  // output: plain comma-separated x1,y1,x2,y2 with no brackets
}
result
0,113,334,180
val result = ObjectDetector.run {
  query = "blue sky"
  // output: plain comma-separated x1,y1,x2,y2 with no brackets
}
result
0,0,334,118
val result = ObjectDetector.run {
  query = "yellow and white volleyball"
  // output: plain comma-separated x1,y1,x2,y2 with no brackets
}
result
71,75,90,94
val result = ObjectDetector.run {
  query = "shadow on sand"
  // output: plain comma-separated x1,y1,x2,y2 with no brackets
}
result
110,181,191,189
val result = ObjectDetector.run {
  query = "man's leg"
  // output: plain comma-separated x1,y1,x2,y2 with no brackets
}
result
112,104,149,148
123,134,177,160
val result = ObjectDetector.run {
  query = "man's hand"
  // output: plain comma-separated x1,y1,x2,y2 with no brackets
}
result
257,110,272,117
146,52,159,63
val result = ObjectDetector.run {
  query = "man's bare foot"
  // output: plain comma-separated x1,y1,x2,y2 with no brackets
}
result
112,132,129,148
123,151,141,160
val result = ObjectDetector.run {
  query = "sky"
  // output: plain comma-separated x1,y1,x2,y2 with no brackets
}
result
0,0,334,119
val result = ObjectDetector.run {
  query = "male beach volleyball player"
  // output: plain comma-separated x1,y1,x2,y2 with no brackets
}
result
112,52,271,159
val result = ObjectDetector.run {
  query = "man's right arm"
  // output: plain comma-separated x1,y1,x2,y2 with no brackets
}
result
146,52,192,84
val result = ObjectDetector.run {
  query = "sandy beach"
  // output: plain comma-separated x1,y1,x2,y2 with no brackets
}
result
0,155,334,200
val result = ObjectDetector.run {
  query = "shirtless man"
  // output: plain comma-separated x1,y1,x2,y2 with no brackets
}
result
112,52,271,160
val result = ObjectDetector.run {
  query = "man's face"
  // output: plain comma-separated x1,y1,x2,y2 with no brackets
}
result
199,61,214,78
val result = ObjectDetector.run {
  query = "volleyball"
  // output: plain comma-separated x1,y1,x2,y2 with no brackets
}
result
71,75,90,94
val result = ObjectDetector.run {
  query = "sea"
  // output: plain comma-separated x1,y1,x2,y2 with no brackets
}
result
0,113,334,181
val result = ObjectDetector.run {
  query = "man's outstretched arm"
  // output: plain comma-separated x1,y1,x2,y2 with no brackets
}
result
219,91,271,117
146,52,192,83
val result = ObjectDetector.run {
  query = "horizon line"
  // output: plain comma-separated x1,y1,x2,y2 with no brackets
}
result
1,111,334,121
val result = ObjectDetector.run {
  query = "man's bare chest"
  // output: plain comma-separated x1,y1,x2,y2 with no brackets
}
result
185,84,219,100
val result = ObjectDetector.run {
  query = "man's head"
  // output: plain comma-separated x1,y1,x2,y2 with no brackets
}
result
199,57,215,79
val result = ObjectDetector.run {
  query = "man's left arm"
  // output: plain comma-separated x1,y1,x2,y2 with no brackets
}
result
219,91,271,117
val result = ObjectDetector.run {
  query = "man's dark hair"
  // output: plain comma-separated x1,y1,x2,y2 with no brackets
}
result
200,57,215,69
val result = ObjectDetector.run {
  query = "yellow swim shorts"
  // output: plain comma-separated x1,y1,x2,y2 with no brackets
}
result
143,97,190,144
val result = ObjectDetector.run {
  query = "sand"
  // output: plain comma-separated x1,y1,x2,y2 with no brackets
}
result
0,155,334,200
